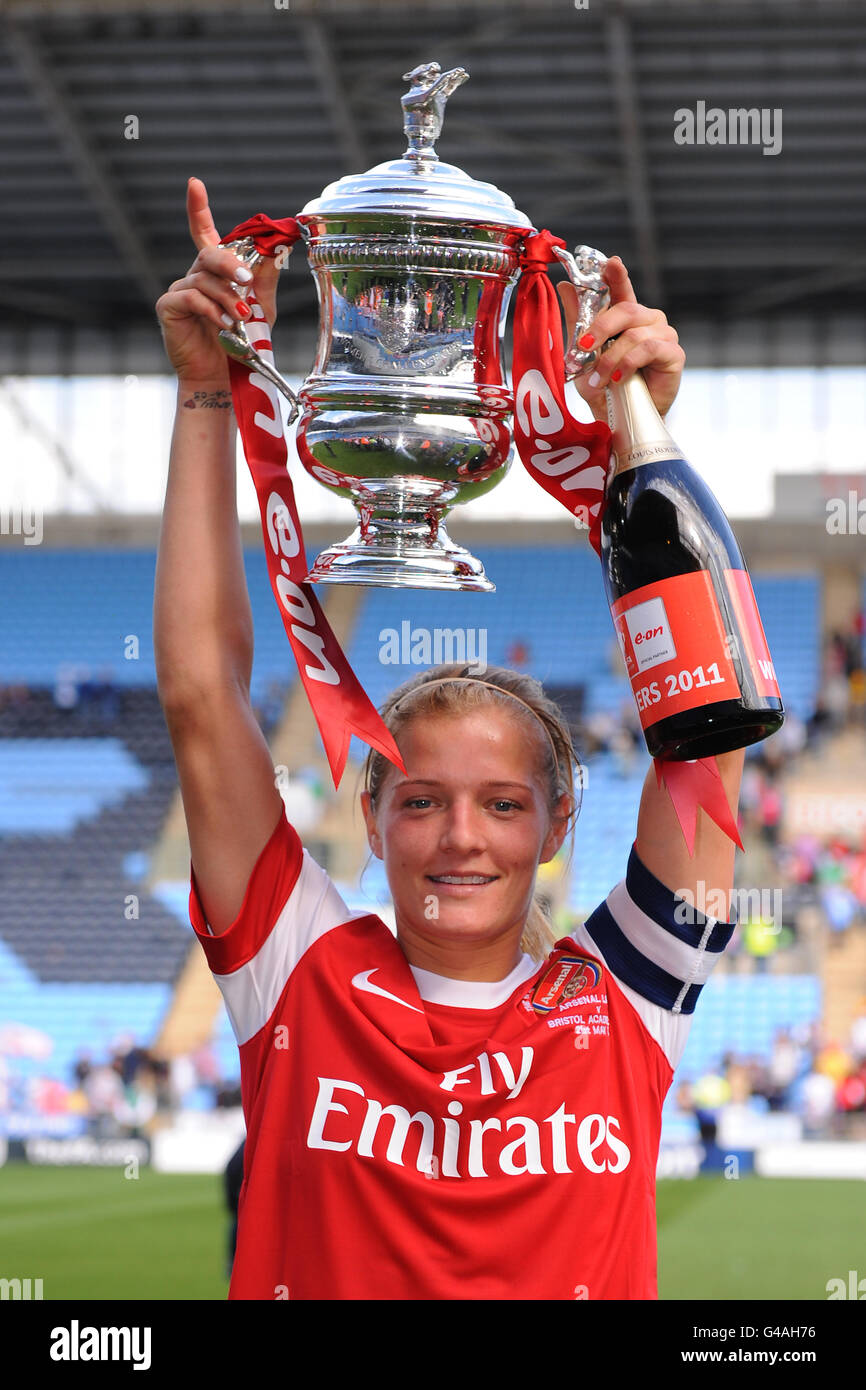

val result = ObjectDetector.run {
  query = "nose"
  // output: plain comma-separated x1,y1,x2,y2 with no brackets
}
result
438,796,486,855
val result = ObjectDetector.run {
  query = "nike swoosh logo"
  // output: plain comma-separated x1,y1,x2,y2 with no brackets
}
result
351,969,423,1014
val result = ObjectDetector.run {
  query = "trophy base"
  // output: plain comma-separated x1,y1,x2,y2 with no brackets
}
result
305,523,494,592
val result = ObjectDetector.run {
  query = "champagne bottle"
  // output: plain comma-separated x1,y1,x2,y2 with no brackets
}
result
600,371,784,761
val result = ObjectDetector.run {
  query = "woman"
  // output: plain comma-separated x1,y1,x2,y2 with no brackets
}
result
155,178,743,1300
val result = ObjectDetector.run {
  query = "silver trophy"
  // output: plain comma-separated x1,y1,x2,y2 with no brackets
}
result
221,63,602,590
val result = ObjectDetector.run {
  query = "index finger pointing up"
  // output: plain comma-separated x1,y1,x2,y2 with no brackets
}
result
187,176,222,250
603,255,638,307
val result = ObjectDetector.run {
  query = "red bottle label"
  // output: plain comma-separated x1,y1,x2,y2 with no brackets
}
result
723,569,781,699
611,571,741,730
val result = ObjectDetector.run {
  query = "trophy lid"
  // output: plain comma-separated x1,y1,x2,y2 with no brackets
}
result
300,62,533,231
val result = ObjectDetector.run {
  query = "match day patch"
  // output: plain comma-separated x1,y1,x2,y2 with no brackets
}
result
527,954,603,1015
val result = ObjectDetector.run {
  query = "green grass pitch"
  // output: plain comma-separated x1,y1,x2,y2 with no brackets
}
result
0,1165,861,1300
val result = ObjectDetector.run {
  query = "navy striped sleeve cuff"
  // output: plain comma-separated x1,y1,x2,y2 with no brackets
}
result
582,844,737,1015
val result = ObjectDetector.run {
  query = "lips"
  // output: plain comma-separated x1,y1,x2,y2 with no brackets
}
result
427,873,498,887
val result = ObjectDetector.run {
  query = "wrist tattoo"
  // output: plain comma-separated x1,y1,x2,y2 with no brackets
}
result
182,389,233,410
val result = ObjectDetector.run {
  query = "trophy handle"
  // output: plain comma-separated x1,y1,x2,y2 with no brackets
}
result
218,236,300,424
552,243,611,380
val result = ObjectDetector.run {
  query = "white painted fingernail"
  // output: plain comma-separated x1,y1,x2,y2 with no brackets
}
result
221,312,235,327
588,372,601,388
235,265,253,283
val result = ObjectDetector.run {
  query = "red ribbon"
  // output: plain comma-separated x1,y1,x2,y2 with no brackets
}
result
654,758,744,854
511,230,613,557
224,212,303,256
510,231,741,856
221,216,405,786
220,215,742,856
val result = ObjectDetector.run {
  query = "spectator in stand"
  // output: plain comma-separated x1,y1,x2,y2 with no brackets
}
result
796,1068,837,1135
505,638,531,669
836,1069,866,1116
610,712,640,777
53,664,80,714
192,1042,220,1092
739,760,764,820
169,1052,198,1111
151,1057,173,1113
807,694,834,747
817,841,859,943
814,1038,853,1086
111,1036,149,1087
823,655,851,730
849,1000,866,1065
116,1070,158,1135
72,1048,92,1088
762,1030,801,1110
848,666,866,726
849,837,866,921
83,1062,125,1137
758,776,783,847
742,914,780,972
777,709,807,757
583,709,617,756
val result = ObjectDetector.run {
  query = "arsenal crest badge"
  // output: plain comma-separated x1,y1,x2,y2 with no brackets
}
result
528,954,603,1015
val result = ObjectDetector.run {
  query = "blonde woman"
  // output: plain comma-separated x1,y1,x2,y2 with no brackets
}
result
155,179,742,1300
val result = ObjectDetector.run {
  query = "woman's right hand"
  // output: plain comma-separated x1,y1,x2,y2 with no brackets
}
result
155,177,280,387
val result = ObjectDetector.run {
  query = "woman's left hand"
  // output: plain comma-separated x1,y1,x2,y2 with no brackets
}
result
557,256,685,422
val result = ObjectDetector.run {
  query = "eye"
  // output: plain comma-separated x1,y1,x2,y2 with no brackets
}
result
404,796,434,809
491,798,521,813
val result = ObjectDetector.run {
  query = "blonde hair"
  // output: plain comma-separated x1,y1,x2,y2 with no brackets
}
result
363,663,583,963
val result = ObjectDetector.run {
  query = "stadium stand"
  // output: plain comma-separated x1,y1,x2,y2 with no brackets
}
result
674,975,823,1083
0,549,297,704
0,551,294,1120
0,544,840,1132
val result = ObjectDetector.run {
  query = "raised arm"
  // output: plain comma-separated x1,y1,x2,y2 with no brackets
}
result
632,749,744,913
154,178,283,935
561,258,742,915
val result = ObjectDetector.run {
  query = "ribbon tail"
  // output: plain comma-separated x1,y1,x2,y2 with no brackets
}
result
312,686,408,789
655,756,744,856
226,332,405,792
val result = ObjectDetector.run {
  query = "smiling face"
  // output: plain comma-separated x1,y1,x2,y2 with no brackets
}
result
360,705,570,979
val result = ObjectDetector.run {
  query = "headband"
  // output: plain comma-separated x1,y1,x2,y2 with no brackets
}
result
381,676,571,789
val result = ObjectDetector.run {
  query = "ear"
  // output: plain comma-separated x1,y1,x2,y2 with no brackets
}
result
360,789,384,860
539,793,572,864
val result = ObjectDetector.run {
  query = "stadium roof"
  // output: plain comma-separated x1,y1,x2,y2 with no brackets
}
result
2,0,865,373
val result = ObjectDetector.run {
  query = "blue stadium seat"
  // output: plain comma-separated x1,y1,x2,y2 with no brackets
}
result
0,938,170,1099
0,549,295,704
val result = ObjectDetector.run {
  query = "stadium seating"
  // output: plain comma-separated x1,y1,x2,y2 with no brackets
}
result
672,973,823,1084
0,549,296,705
346,546,820,745
557,751,646,911
0,934,170,1098
0,562,291,1107
0,547,824,1108
0,690,189,986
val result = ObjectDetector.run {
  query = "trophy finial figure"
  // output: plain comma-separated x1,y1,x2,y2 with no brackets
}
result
401,61,469,162
552,243,612,379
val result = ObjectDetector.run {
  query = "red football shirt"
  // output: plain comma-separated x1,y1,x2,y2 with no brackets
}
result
190,810,734,1300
